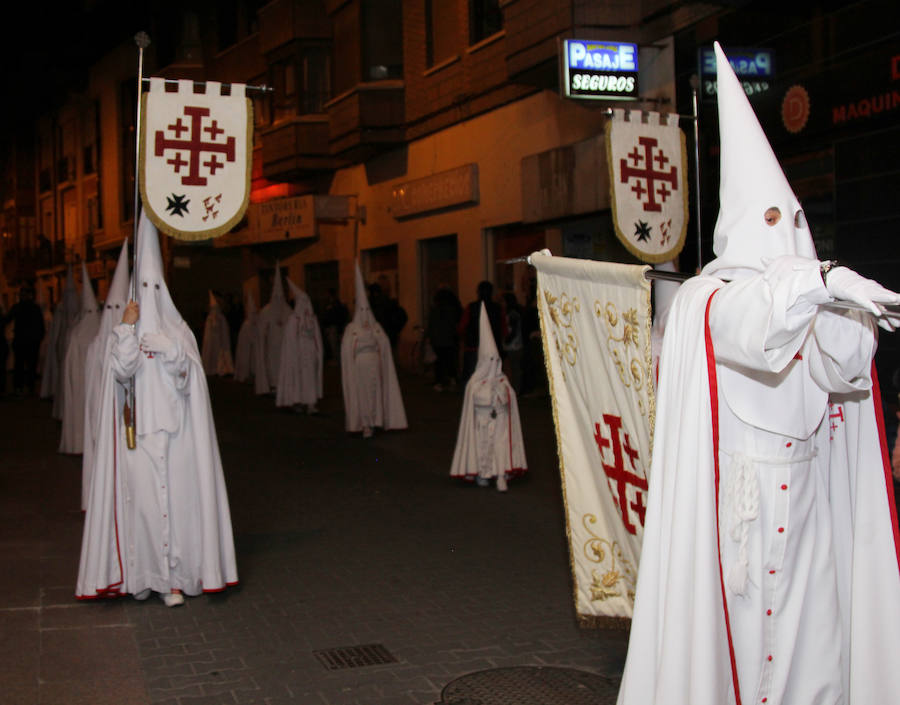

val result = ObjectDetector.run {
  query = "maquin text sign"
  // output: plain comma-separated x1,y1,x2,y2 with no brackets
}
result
562,40,639,101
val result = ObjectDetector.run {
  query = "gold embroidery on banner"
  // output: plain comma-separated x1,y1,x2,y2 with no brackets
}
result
543,289,580,378
583,514,638,602
596,300,651,417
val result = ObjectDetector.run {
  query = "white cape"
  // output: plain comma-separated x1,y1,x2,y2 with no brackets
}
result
276,283,323,408
254,268,291,395
77,212,237,599
76,323,239,598
450,303,526,480
234,294,258,383
41,268,80,416
201,295,234,376
616,276,900,705
340,319,407,432
59,266,100,454
82,242,131,511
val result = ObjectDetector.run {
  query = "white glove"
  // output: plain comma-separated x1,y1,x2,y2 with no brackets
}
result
140,332,177,359
826,266,900,330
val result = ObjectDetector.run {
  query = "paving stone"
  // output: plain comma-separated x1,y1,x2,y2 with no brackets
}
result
0,374,635,705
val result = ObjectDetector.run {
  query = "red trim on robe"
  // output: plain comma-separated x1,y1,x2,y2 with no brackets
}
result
704,290,743,705
870,366,900,574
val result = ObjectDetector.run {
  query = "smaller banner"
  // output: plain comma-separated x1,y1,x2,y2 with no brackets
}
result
140,78,253,240
532,251,653,624
606,109,688,263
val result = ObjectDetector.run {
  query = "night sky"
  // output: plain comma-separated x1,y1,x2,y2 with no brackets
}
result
0,1,203,133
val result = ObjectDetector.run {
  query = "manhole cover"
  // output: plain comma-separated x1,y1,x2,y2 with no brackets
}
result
439,666,620,704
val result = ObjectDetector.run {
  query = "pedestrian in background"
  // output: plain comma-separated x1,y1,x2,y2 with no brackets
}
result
502,292,523,395
426,287,462,391
2,284,45,396
458,280,505,387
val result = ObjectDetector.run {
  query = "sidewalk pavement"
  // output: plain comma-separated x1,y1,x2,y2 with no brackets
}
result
0,365,628,705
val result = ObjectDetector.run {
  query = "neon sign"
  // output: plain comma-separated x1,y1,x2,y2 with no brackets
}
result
562,40,639,101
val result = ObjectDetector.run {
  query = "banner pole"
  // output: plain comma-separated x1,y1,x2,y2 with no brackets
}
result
689,74,703,272
126,31,150,451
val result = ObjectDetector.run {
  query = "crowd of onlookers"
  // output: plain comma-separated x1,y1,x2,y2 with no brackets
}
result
424,278,545,398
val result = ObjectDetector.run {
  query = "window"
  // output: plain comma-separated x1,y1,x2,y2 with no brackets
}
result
271,46,332,121
426,0,458,67
469,0,502,45
362,0,403,79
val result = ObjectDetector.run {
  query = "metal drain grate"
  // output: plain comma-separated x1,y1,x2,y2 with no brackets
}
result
439,666,620,704
313,643,398,670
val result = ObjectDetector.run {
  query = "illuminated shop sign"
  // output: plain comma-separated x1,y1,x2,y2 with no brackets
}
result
562,40,639,101
698,47,775,99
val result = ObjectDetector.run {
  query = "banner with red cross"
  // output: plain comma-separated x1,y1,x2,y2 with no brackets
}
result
605,109,688,264
140,78,253,241
531,251,654,623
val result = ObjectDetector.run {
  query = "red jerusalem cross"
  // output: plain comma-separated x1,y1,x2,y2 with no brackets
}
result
594,413,648,535
155,106,235,187
619,137,678,213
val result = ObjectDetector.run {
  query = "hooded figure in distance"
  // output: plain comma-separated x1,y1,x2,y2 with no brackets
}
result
233,291,258,383
254,263,291,395
41,263,80,416
450,302,526,490
276,278,323,413
201,290,234,376
81,241,131,510
76,211,238,607
616,42,900,705
58,262,101,454
340,261,406,438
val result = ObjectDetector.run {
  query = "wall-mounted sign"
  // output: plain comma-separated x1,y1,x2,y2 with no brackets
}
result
213,194,355,247
698,47,775,100
561,40,639,101
391,164,479,219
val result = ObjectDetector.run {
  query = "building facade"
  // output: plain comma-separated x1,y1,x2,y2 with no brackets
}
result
2,0,897,374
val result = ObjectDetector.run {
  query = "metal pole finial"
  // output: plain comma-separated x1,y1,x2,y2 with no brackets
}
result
135,31,151,49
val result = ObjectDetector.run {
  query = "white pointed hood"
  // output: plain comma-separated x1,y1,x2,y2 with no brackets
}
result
352,260,375,326
472,302,502,381
98,241,131,341
208,290,219,311
703,42,817,279
79,262,99,317
287,278,313,316
62,263,79,313
245,291,257,317
270,262,286,309
134,209,182,337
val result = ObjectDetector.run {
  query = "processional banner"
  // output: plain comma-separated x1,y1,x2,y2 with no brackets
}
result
606,109,688,263
532,251,653,624
140,78,253,241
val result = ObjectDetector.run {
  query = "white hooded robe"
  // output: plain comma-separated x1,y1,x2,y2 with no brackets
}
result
616,43,900,705
41,264,80,417
340,262,407,432
77,212,238,599
450,302,527,484
234,292,258,383
254,264,291,395
201,290,234,376
276,279,323,409
82,241,130,510
59,262,102,454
